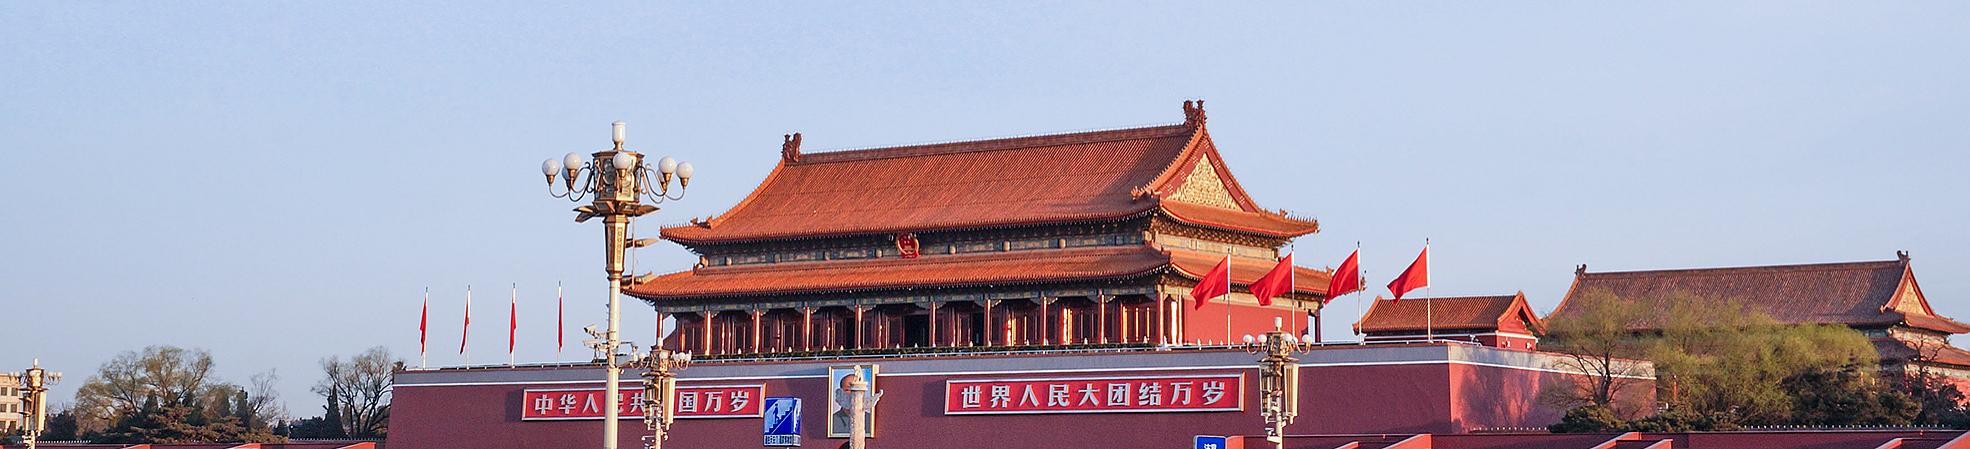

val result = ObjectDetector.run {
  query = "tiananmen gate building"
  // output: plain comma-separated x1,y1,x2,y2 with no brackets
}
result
631,100,1327,353
386,102,1671,449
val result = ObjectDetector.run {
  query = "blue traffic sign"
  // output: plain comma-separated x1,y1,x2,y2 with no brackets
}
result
763,396,802,447
1195,435,1229,449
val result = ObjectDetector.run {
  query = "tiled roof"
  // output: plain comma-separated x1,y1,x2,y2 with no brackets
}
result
1166,248,1331,296
1874,339,1970,368
661,108,1318,244
1159,201,1322,236
1353,294,1543,334
624,245,1172,300
1905,314,1970,334
1552,257,1969,334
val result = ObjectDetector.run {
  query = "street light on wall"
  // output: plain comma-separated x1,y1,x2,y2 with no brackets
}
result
1244,317,1310,449
633,348,692,449
540,121,695,449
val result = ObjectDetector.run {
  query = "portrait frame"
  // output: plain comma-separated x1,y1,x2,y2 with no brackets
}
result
826,364,880,438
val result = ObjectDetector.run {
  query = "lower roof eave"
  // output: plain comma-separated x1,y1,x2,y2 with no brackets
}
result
629,269,1170,304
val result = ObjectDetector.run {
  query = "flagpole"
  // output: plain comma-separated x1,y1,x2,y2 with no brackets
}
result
509,283,517,368
463,285,472,366
1425,238,1433,343
1287,242,1297,339
556,281,564,360
1355,241,1365,338
1224,255,1233,345
421,287,429,369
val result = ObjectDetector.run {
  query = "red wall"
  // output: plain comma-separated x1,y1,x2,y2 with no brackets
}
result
1185,301,1306,345
387,346,1638,449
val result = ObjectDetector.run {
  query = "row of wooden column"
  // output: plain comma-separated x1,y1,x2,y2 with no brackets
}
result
667,294,1179,355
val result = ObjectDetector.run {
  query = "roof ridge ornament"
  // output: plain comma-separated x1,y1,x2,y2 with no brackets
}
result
1182,99,1207,127
782,132,803,163
1898,250,1910,262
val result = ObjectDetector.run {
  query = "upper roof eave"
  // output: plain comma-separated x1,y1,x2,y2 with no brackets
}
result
659,205,1158,246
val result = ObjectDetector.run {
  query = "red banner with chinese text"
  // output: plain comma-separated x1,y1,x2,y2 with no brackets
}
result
944,374,1243,415
521,385,764,420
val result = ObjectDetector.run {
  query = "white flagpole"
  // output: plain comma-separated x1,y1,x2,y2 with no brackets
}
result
557,281,565,359
421,287,429,369
1287,244,1297,338
1355,242,1366,338
510,283,518,367
1425,238,1433,342
1223,255,1232,345
464,285,472,366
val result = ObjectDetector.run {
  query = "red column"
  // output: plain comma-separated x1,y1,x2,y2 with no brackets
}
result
655,311,668,350
1039,297,1051,345
749,310,763,353
853,306,866,350
1313,307,1323,343
929,301,940,347
981,300,996,346
1153,294,1167,345
1096,295,1110,344
700,311,714,354
801,307,815,352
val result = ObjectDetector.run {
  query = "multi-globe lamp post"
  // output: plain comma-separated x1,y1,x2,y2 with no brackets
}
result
540,121,694,449
1242,318,1313,449
10,360,62,449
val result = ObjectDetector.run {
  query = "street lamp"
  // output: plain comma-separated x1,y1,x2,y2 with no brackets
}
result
541,121,695,449
1243,318,1309,449
10,360,62,449
631,348,692,449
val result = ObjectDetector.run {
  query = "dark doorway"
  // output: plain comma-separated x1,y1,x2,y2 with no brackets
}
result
903,314,931,347
969,311,986,345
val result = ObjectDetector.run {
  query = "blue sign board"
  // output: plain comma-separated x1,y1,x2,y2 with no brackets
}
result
1195,435,1229,449
763,396,802,447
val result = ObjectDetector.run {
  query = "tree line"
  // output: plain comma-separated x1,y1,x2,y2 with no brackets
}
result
21,345,399,444
1542,290,1970,432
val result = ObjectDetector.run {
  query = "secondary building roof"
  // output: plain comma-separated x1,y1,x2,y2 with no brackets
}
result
660,102,1319,244
1353,293,1545,335
1550,253,1970,334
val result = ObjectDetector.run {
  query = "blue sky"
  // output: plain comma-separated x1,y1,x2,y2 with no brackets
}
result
3,2,1966,415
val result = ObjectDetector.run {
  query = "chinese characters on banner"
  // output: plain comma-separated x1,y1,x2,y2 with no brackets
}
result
521,385,764,420
944,374,1243,414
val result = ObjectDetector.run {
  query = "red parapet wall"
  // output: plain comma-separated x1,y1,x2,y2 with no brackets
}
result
386,343,1648,449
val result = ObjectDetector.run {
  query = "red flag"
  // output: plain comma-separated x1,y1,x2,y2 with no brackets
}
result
460,286,472,355
556,282,565,354
1388,245,1430,301
1192,256,1233,309
1250,253,1294,306
419,289,429,357
508,284,518,357
1325,249,1362,303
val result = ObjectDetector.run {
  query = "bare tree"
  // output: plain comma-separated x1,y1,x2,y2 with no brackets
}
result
312,347,399,438
246,370,288,425
72,346,220,433
1540,290,1654,416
